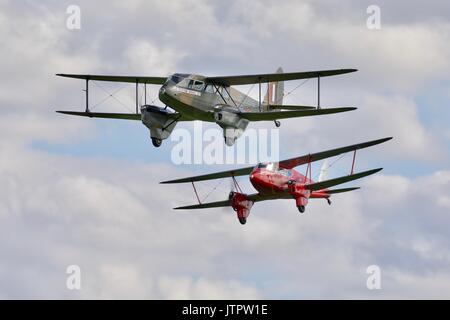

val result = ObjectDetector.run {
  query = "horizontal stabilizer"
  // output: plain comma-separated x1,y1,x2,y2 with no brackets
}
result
268,104,317,111
306,168,382,191
240,107,356,121
326,187,360,194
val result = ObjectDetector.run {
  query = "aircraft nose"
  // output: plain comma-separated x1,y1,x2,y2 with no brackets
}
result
250,171,263,184
159,83,174,101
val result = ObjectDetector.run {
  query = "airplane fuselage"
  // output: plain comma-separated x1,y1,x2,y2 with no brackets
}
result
249,164,329,199
157,74,263,146
159,74,260,121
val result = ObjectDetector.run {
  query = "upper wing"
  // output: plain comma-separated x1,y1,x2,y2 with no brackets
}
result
240,107,356,121
305,168,382,191
279,137,393,169
205,69,357,86
160,166,254,184
161,137,392,184
56,74,167,84
55,110,190,121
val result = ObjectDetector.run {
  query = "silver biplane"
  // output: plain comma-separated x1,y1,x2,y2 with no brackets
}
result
56,68,357,147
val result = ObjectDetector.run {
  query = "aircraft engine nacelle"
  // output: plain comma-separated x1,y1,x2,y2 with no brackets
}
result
213,105,249,146
287,181,311,208
140,105,178,147
229,191,253,225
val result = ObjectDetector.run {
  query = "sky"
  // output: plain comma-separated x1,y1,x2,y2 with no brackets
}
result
0,0,449,299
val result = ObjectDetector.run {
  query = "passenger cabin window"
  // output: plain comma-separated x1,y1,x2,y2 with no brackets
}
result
177,79,205,91
204,84,215,94
183,80,204,91
191,80,204,91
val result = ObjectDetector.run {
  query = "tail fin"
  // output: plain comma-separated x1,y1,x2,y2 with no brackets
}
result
318,160,329,182
264,67,284,107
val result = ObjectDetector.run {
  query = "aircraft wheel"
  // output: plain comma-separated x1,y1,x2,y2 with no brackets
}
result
239,218,247,225
297,205,306,213
151,138,162,147
274,120,281,127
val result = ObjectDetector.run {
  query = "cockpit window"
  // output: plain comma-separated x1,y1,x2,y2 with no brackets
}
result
257,162,278,171
169,75,182,84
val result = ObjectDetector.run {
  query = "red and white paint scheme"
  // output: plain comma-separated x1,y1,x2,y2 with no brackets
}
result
162,137,392,225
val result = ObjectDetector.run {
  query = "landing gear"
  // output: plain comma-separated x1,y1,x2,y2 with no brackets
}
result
239,218,247,225
274,120,281,127
297,205,305,213
224,136,236,147
151,137,162,147
327,198,332,205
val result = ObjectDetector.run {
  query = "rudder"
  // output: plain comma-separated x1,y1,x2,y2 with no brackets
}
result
263,67,284,108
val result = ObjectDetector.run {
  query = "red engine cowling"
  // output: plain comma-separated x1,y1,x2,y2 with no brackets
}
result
229,192,253,225
287,181,311,208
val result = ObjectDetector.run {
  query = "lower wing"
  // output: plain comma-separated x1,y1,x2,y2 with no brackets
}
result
239,107,356,121
173,170,377,210
173,186,361,210
174,192,284,210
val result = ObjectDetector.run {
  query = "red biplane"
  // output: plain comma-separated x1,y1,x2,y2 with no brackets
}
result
161,137,392,224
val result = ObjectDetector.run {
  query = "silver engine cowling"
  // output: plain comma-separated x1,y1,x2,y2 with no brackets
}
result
141,105,179,147
213,105,249,146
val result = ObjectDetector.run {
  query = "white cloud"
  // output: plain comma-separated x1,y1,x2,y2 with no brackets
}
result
277,93,443,164
158,276,260,300
123,39,181,75
1,143,450,298
227,0,450,92
1,0,450,299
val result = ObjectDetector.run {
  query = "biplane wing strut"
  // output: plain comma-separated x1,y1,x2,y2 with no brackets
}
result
56,74,168,115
